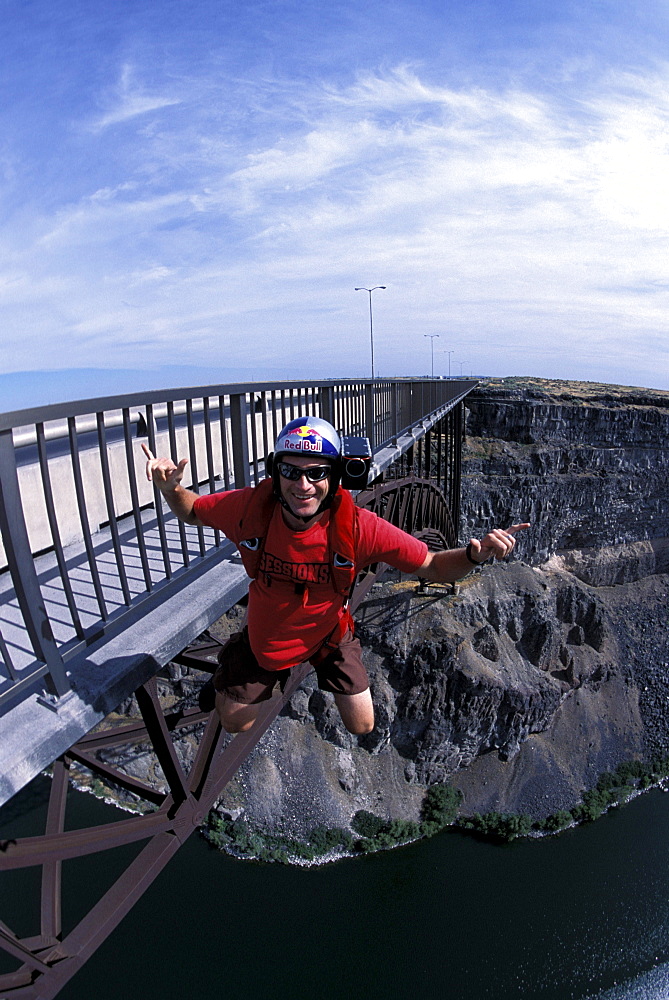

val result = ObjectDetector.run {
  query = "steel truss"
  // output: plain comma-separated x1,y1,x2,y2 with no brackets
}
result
0,408,465,998
0,660,314,999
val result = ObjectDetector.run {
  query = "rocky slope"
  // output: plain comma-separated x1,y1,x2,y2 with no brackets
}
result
92,378,669,845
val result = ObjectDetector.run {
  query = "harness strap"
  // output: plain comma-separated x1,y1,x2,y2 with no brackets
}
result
309,607,355,666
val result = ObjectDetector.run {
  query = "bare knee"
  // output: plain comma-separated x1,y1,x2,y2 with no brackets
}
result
216,692,260,733
334,689,375,735
220,716,256,733
344,717,375,735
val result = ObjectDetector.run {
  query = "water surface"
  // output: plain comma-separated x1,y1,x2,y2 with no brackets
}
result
2,779,669,999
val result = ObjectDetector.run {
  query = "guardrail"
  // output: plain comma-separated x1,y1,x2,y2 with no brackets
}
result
0,377,475,713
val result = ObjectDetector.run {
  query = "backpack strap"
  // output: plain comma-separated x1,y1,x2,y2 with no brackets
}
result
237,478,276,581
327,487,359,596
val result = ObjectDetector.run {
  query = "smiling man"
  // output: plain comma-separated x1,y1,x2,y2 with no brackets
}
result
276,453,332,523
143,416,528,736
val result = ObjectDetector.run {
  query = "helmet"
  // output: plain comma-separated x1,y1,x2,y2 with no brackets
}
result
268,416,342,516
273,416,341,462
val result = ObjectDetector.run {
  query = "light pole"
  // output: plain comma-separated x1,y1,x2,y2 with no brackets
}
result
355,286,386,379
443,349,454,378
424,334,439,377
458,361,467,377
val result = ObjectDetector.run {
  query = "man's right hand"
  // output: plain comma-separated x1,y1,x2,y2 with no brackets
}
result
141,444,189,493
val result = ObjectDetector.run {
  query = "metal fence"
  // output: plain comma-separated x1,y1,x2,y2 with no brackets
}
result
0,377,474,713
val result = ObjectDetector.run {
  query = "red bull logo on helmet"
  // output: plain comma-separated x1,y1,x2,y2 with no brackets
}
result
275,416,340,459
283,425,323,452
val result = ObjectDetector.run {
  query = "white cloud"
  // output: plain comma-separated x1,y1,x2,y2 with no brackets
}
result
36,190,190,248
234,65,669,259
89,63,181,132
2,56,669,388
128,265,175,284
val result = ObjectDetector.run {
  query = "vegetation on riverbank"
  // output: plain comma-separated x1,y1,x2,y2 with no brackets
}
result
204,782,463,864
459,756,669,843
203,755,669,862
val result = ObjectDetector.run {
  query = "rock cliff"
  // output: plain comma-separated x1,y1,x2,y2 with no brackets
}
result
92,378,669,846
462,378,669,571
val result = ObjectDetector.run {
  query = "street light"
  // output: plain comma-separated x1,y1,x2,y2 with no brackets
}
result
355,286,386,379
442,349,454,379
424,334,440,377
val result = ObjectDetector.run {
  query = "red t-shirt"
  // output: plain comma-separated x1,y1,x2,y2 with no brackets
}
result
193,488,428,670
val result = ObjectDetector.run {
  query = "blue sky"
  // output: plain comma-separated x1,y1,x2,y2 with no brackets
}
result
2,0,669,405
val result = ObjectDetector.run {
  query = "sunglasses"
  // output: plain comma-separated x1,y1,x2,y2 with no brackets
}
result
277,461,331,483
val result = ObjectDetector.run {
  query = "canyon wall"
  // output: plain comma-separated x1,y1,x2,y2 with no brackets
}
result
461,380,669,574
103,379,669,841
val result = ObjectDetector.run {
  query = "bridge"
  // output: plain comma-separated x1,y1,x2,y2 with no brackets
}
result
0,376,476,998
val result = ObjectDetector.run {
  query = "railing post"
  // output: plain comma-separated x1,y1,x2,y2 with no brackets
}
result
364,383,375,448
229,392,251,488
0,430,70,697
453,402,463,542
319,384,336,428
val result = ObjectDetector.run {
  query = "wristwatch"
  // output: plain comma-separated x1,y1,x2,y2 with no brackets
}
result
465,542,481,565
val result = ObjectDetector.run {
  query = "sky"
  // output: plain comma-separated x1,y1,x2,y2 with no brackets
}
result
1,0,669,407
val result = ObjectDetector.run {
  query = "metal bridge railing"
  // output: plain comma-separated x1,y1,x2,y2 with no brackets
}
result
0,377,474,714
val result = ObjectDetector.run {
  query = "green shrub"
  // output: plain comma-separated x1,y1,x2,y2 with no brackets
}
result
355,832,397,853
351,812,423,853
572,789,607,823
421,783,462,829
351,810,386,838
595,772,617,792
542,810,573,832
309,826,354,854
651,757,669,778
462,811,533,842
615,760,646,782
386,819,422,842
204,812,358,863
208,754,668,861
615,785,633,805
207,815,232,849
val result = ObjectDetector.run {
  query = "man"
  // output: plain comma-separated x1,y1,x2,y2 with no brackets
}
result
143,416,528,736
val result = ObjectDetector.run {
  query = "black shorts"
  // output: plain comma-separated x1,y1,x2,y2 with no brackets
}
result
212,626,369,705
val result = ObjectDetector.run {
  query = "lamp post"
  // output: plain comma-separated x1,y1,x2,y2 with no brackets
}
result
355,286,386,379
443,349,454,379
424,334,440,377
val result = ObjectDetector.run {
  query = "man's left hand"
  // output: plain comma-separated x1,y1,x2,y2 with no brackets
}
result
468,523,530,564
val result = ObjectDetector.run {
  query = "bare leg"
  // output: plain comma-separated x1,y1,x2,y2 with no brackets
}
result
333,688,375,734
216,691,264,733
